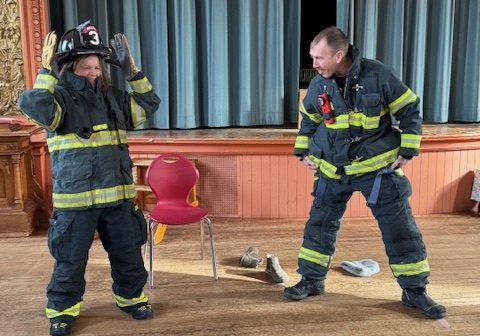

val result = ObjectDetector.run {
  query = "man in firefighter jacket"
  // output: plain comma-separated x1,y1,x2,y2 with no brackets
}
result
19,21,160,336
284,26,446,319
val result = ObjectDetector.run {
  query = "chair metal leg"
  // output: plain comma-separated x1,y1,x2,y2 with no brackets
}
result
148,219,155,288
200,220,205,260
203,217,218,280
142,233,147,261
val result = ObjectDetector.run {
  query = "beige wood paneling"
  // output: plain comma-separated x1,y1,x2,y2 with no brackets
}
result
32,126,480,224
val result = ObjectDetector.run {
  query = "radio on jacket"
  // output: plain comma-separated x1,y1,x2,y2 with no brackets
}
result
318,92,335,124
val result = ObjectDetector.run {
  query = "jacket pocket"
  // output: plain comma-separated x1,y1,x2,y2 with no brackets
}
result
361,93,382,130
361,93,381,115
55,159,93,192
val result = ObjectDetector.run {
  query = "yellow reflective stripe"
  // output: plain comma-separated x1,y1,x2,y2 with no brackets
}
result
319,159,341,179
349,108,388,129
33,73,58,93
390,259,430,277
325,108,388,130
47,130,128,152
389,88,417,115
295,135,309,149
92,123,108,131
299,246,332,268
344,147,399,175
114,292,149,308
49,100,62,130
309,155,341,179
363,115,380,129
23,100,62,130
130,97,146,128
347,112,364,127
299,103,307,113
129,76,153,94
300,103,322,123
401,133,422,149
46,301,82,319
325,114,348,129
53,184,136,209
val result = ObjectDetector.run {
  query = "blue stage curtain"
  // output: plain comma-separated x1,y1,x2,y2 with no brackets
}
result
337,0,480,122
62,0,300,129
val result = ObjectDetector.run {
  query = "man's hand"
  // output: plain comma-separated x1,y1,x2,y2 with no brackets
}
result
390,155,410,169
301,156,318,171
41,31,57,70
110,33,139,80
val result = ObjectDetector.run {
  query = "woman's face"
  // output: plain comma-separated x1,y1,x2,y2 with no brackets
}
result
73,55,102,85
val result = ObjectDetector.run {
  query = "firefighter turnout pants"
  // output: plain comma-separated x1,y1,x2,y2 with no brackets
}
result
298,170,430,290
45,201,148,318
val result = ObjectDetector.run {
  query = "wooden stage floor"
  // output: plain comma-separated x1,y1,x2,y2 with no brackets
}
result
1,213,479,335
130,123,480,140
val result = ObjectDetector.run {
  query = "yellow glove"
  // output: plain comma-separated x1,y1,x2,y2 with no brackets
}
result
41,31,57,70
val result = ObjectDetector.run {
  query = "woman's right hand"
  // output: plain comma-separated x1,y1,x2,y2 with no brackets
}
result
41,31,57,70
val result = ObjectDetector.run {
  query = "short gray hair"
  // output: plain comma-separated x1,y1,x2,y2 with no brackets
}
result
310,26,348,54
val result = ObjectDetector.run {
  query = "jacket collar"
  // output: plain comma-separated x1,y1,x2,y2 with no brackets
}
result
346,44,361,79
59,70,103,92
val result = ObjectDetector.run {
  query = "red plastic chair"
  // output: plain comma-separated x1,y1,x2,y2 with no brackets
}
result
145,153,218,287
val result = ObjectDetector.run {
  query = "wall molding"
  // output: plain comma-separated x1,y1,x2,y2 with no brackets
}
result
18,0,49,90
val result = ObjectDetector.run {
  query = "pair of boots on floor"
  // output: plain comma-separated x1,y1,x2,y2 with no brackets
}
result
50,302,153,336
240,246,290,283
284,277,447,319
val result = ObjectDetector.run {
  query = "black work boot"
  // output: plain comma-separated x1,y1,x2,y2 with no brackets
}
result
49,316,74,336
283,277,324,300
118,302,154,320
402,288,447,319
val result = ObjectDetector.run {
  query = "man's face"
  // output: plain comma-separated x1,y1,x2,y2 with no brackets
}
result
74,55,102,85
309,38,343,78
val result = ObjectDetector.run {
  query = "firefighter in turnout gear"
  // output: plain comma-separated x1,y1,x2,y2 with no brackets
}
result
284,27,446,319
19,21,160,336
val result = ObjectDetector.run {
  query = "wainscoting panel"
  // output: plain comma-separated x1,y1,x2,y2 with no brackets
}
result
30,125,480,225
236,149,480,219
239,155,313,218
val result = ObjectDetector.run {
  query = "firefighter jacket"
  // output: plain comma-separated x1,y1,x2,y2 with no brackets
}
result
294,45,422,180
19,68,160,210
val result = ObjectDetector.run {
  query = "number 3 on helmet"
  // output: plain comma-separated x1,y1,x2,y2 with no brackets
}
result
56,20,112,67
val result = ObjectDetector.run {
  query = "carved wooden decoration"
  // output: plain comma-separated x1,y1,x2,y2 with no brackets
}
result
0,124,43,236
0,0,25,116
18,0,50,89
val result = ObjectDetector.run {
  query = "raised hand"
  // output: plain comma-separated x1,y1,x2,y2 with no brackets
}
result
41,31,57,70
110,33,139,80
